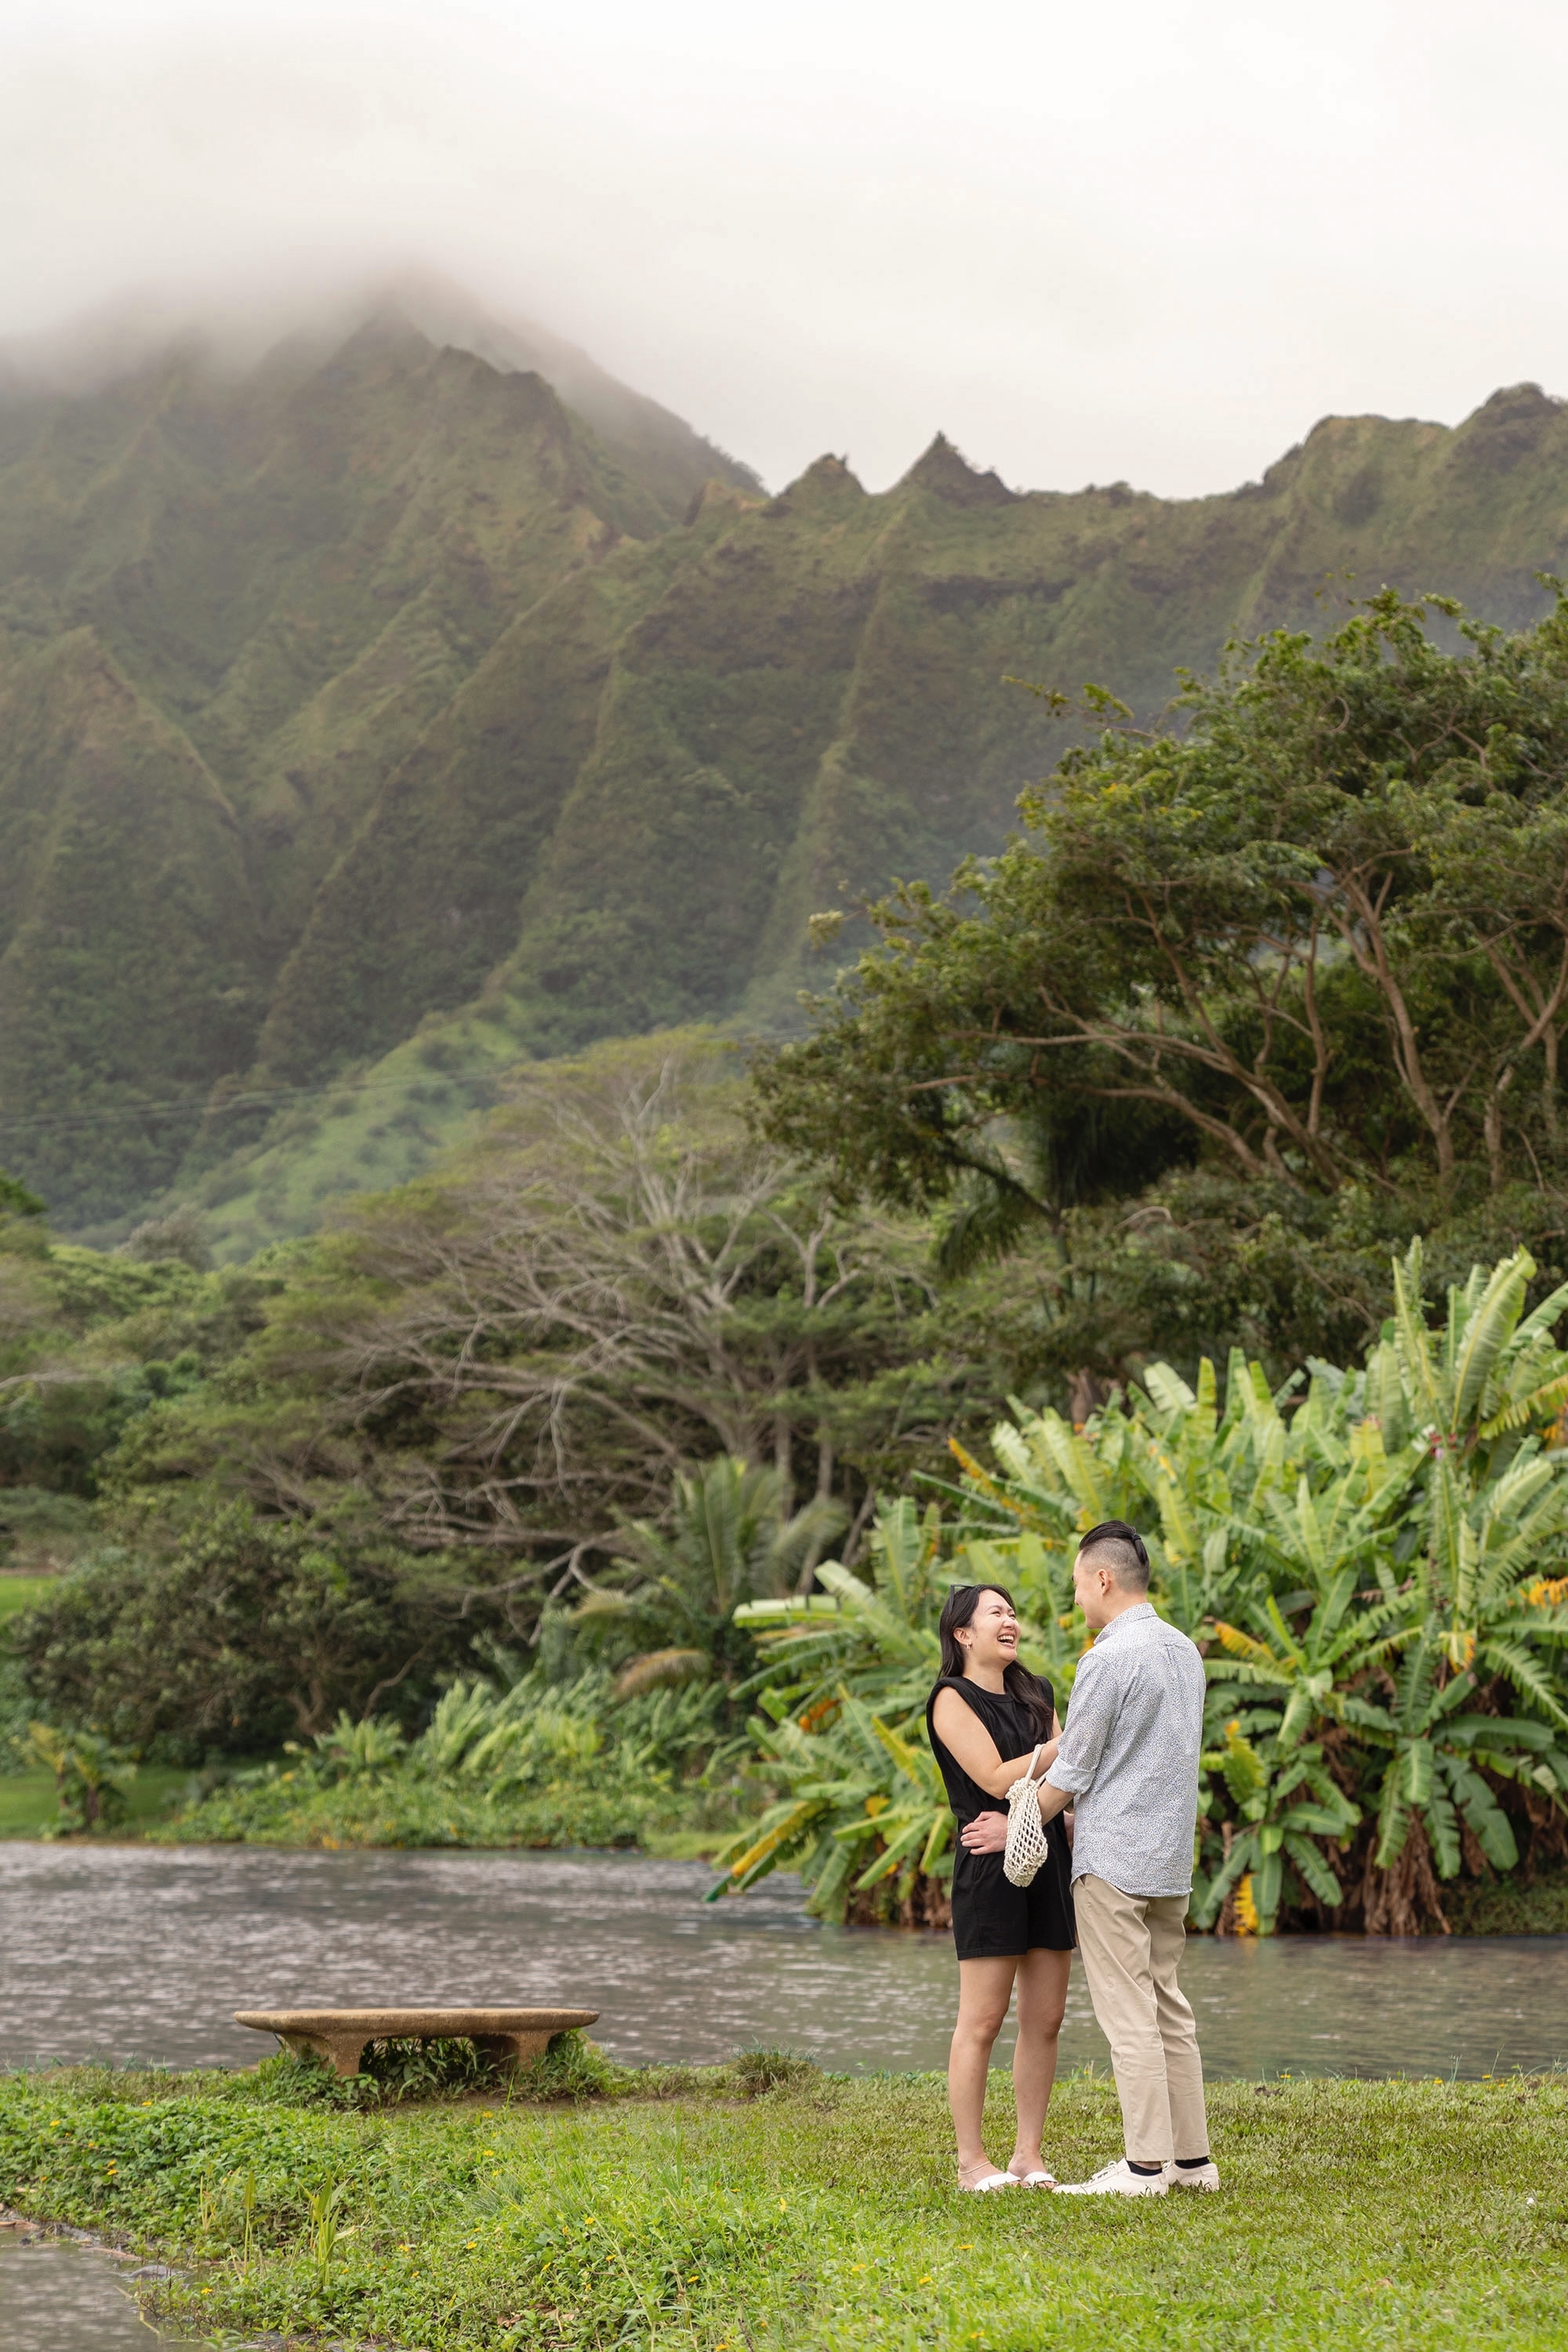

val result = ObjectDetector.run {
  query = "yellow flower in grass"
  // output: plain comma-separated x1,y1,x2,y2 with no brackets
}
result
1234,1874,1261,1936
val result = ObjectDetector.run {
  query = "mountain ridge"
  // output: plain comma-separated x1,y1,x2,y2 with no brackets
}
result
2,292,1566,1233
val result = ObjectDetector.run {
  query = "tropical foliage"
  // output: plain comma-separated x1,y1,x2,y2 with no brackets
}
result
712,1497,953,1926
711,1243,1568,1933
165,1664,742,1852
9,1508,489,1755
13,1720,139,1835
755,590,1568,1390
571,1454,844,1690
0,1044,1025,1755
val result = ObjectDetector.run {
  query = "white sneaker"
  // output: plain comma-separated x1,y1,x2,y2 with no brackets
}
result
1164,2159,1220,2191
1054,2158,1168,2197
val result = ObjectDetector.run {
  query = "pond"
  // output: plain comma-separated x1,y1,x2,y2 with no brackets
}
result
0,2233,198,2352
2,1844,1564,2080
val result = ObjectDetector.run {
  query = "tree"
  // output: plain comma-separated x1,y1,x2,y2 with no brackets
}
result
0,1169,45,1221
753,591,1568,1382
9,1506,489,1753
108,1034,1000,1581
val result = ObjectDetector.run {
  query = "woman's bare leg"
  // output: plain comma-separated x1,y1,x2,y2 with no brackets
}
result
949,1956,1018,2184
1008,1947,1071,2176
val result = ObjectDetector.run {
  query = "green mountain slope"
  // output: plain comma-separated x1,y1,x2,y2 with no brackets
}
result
0,295,757,1221
262,383,1568,1072
2,301,1566,1240
0,626,263,1214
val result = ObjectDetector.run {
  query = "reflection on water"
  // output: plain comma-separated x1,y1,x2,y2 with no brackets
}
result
1,1844,1563,2080
0,2236,198,2352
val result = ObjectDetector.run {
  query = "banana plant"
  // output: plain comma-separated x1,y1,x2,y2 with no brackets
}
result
707,1690,951,1921
717,1498,1072,1918
1416,1438,1568,1722
957,1345,1392,1647
713,1243,1568,1928
1206,1581,1409,1749
1382,1239,1568,1477
1196,1599,1382,1930
1190,1720,1360,1933
1348,1621,1568,1876
731,1497,946,1723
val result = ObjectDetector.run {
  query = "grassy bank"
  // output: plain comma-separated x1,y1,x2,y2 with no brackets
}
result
145,1774,688,1853
0,1576,58,1629
1442,1866,1568,1936
1,2057,1564,2350
0,1767,188,1840
0,1769,731,1857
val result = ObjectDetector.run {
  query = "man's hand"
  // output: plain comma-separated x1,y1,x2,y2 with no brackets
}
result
960,1810,1009,1853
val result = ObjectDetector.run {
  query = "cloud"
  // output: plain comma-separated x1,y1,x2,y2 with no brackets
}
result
2,0,1566,494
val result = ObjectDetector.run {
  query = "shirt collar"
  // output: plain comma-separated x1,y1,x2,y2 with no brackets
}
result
1091,1601,1156,1645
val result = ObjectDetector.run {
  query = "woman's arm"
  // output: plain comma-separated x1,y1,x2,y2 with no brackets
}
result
958,1706,1071,1854
930,1687,1058,1798
961,1775,1069,1852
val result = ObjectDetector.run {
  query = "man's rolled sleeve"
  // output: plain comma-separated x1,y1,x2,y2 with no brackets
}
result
1044,1653,1114,1797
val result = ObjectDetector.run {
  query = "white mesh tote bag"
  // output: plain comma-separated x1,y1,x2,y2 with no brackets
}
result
1003,1743,1050,1888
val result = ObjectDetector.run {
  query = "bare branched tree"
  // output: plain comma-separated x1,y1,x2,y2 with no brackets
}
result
254,1036,955,1573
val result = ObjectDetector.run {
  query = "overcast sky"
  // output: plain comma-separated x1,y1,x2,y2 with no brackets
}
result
3,0,1566,495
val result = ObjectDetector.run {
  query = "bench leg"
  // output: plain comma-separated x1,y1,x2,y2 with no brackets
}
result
278,2031,367,2079
474,2031,555,2071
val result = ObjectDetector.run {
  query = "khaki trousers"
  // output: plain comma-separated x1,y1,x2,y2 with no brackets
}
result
1073,1875,1209,2164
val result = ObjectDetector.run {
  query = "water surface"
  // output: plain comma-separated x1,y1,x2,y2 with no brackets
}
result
0,2235,197,2352
1,1845,1563,2079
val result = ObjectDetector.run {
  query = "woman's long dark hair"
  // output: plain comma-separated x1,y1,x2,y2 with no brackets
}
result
936,1584,1054,1740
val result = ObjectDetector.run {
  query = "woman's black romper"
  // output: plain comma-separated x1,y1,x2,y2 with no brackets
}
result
926,1676,1076,1960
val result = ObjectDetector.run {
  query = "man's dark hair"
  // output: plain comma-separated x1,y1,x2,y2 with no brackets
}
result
1076,1519,1151,1593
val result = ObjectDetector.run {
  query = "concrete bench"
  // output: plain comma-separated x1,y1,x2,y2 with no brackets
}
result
234,2005,600,2079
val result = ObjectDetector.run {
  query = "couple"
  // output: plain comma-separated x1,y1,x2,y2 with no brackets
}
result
925,1519,1217,2197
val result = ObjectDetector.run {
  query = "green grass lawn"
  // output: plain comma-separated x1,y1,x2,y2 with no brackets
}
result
0,1767,191,1840
1444,1865,1568,1935
0,1574,58,1628
0,2056,1563,2350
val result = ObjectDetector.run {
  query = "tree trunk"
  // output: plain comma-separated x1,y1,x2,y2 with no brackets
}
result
1360,1820,1450,1936
795,1428,837,1592
773,1412,794,1519
1067,1368,1109,1427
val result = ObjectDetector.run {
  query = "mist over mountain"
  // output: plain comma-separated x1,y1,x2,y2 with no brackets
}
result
1,281,1565,1235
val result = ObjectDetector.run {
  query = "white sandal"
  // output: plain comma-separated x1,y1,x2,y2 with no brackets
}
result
1008,2167,1058,2187
958,2169,1021,2193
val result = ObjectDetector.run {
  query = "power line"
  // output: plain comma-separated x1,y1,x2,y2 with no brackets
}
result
0,1069,501,1142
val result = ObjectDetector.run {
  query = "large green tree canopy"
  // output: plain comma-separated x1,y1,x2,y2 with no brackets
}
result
755,591,1568,1377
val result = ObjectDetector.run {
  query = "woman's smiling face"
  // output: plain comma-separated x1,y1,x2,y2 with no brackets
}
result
955,1587,1019,1674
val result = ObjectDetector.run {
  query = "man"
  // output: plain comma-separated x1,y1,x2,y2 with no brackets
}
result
960,1518,1218,2196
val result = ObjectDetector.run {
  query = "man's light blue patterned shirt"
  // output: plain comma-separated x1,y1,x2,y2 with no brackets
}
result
1044,1601,1206,1898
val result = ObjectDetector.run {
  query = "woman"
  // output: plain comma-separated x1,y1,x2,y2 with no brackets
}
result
927,1583,1074,2192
